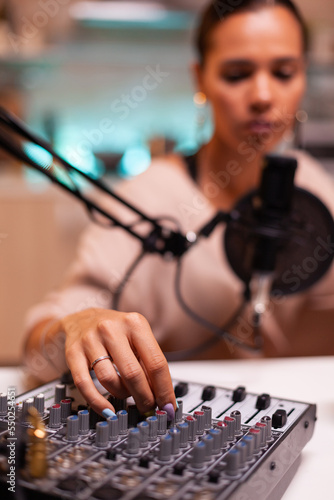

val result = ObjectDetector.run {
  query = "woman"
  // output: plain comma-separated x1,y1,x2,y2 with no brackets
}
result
24,0,334,419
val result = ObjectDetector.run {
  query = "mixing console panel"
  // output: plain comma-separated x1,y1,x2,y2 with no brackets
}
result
0,375,316,500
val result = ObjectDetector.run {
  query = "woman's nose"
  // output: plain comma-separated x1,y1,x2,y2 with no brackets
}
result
249,72,274,113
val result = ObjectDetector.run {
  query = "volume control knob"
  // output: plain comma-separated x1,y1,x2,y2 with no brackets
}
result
33,394,45,415
66,415,79,442
78,409,90,435
174,382,188,398
201,385,216,401
138,421,149,448
95,422,109,448
60,399,72,423
22,398,34,422
117,410,128,435
192,441,206,469
158,434,172,462
0,394,7,416
272,409,287,428
126,428,140,455
156,410,167,435
54,384,66,404
225,449,241,477
232,386,246,403
48,404,61,428
256,393,271,410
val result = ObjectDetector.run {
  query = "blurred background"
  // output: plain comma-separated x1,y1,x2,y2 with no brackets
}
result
0,0,333,365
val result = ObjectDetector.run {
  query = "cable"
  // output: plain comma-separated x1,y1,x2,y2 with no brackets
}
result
173,255,263,355
112,250,147,311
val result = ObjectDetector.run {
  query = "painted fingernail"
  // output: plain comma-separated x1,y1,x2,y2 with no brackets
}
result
161,403,175,421
102,408,116,419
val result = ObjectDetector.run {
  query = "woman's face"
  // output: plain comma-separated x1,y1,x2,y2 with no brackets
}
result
196,6,306,154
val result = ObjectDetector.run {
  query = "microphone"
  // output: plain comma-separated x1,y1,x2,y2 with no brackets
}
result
249,155,297,325
224,154,334,326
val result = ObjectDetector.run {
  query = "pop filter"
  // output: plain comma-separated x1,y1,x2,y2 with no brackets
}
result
224,155,334,299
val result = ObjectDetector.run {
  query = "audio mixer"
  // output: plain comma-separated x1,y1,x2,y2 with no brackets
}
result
0,374,316,500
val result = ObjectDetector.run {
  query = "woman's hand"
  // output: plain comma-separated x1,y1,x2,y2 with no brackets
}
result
45,308,176,417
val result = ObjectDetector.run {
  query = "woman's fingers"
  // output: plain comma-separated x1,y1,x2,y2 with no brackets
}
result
83,334,130,400
129,321,176,412
67,348,116,416
99,314,176,414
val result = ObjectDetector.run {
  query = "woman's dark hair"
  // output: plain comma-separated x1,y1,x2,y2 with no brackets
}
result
196,0,309,65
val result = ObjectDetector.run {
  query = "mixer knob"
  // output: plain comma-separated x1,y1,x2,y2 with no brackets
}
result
261,415,273,441
156,410,167,435
66,415,79,442
108,415,119,441
249,428,261,454
33,394,45,415
201,434,213,461
95,421,109,448
192,441,206,469
255,422,267,448
176,422,189,448
60,399,72,423
137,421,149,447
168,427,181,455
216,421,228,448
54,384,66,404
22,398,34,422
242,435,255,462
175,400,183,423
225,448,241,477
0,393,7,416
230,410,242,436
201,405,212,430
117,410,128,435
126,428,140,455
224,416,236,441
194,411,205,435
186,415,197,441
272,409,287,428
232,386,246,403
174,382,188,398
201,385,216,401
78,409,90,435
147,416,158,441
208,428,222,454
48,404,61,428
158,434,172,462
236,440,248,468
256,393,271,410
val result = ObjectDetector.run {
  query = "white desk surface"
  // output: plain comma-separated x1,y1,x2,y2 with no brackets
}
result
1,356,333,500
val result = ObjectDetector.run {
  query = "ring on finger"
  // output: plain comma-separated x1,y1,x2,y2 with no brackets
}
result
90,355,112,371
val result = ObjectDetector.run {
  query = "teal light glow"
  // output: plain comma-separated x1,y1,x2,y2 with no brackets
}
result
118,146,151,178
23,142,53,170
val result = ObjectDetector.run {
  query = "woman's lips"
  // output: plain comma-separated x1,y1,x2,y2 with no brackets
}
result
245,120,276,134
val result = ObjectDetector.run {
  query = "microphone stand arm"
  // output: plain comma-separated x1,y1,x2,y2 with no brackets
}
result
0,107,202,258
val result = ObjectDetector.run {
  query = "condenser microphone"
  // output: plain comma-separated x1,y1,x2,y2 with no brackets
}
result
224,154,334,326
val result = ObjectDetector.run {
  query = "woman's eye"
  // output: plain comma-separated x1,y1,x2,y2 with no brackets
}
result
221,72,251,83
273,70,296,80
